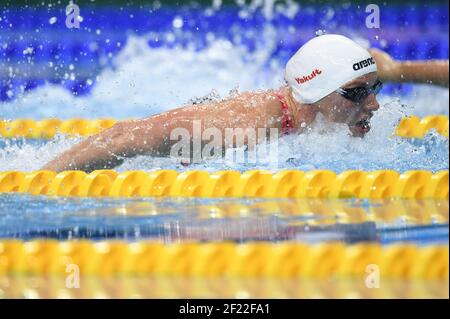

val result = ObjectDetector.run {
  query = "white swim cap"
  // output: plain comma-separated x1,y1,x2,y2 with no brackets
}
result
285,34,377,104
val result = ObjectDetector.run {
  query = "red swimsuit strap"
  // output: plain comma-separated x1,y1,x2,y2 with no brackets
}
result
273,91,294,135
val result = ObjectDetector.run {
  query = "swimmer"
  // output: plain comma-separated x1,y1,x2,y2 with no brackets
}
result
43,34,449,172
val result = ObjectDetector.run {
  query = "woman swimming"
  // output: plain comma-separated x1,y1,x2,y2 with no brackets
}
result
43,34,449,172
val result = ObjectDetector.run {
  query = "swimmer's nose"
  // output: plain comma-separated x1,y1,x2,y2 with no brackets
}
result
364,94,380,112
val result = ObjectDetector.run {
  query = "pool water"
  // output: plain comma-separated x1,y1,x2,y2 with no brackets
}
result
0,193,448,245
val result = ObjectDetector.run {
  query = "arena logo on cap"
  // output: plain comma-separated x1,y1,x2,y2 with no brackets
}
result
353,57,376,71
295,69,322,84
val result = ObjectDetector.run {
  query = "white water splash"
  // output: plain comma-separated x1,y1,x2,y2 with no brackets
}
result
0,135,80,171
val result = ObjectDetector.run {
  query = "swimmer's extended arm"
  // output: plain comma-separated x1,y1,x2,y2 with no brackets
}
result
369,48,449,87
42,92,284,172
41,116,169,172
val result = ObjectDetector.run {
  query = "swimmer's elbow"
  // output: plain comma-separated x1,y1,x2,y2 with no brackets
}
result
100,121,136,155
104,120,153,157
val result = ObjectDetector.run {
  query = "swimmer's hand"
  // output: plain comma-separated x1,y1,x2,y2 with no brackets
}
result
369,48,449,87
368,48,400,82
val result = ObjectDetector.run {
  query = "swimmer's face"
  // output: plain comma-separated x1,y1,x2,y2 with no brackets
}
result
314,72,380,137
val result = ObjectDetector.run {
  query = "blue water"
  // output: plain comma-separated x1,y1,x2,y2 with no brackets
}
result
1,2,449,109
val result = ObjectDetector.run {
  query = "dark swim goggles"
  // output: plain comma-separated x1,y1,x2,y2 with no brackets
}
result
336,79,383,103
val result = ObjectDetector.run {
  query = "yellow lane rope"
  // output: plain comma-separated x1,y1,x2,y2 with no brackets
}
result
0,115,448,138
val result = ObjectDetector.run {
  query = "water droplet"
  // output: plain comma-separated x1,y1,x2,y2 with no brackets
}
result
315,29,326,36
172,16,184,29
22,47,34,55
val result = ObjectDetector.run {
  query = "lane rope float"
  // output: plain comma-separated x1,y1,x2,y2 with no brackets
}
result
1,275,447,299
0,115,448,138
0,169,448,199
0,241,447,279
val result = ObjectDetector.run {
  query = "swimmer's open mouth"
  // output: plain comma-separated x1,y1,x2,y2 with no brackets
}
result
356,118,371,131
350,117,372,135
